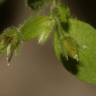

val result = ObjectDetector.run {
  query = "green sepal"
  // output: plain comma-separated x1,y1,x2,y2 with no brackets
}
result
0,27,20,62
20,16,55,44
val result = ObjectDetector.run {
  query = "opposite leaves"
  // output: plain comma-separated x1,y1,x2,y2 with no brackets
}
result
0,0,96,85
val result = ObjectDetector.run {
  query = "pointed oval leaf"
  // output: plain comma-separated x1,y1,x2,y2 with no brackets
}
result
69,19,96,84
54,18,96,84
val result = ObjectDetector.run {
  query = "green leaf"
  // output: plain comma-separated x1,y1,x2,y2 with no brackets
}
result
54,18,96,84
20,16,55,44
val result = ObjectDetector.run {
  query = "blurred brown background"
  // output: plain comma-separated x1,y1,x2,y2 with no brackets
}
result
0,0,96,96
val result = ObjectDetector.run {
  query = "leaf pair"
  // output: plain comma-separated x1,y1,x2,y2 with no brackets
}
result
0,0,96,84
22,1,96,84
